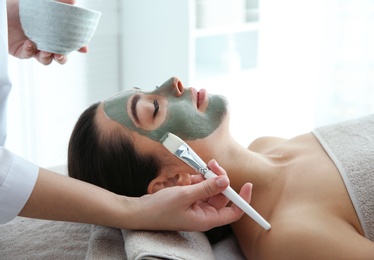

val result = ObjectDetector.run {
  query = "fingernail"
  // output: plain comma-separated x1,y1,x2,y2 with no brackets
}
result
216,176,228,188
42,53,52,58
211,159,220,168
56,54,64,60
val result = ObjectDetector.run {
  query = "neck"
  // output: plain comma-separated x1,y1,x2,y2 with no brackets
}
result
209,135,277,194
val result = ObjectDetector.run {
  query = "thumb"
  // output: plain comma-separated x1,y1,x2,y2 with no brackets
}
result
189,176,229,201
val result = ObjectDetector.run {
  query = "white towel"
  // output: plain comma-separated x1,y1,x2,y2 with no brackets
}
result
0,217,244,259
122,230,215,260
212,233,246,260
312,113,374,241
85,225,126,260
0,217,91,260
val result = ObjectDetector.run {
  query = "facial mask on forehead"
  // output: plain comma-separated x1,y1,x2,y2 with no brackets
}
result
103,85,227,141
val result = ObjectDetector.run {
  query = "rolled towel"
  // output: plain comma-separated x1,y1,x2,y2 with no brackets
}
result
123,230,215,260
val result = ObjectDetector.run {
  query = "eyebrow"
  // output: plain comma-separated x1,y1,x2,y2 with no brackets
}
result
131,94,141,123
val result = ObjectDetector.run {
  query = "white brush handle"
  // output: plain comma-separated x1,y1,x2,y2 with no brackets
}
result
204,170,271,230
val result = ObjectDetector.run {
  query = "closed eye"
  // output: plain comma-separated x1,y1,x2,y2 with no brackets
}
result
153,99,159,118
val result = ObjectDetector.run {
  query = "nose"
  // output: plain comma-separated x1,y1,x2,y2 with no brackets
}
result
172,77,184,97
153,77,184,97
155,76,184,97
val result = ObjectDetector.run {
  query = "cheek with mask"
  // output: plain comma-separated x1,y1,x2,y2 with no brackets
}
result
150,93,227,141
103,86,228,141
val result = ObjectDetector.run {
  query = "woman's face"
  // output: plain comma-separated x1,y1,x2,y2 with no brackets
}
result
102,77,228,142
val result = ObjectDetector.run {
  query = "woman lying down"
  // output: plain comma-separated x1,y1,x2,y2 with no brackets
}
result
68,77,374,259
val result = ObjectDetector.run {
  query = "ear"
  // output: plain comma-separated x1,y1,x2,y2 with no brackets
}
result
147,169,192,194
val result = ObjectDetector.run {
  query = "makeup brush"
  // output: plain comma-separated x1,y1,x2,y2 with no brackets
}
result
161,132,271,231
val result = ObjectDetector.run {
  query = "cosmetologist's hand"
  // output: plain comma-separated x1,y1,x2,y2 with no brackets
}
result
136,159,252,231
6,0,88,65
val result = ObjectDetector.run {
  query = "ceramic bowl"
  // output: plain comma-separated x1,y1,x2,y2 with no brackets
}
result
19,0,102,55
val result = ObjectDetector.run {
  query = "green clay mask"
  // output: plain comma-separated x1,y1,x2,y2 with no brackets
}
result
103,78,227,141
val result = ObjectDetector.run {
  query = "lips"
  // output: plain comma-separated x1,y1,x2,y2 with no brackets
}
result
191,87,207,110
197,89,206,109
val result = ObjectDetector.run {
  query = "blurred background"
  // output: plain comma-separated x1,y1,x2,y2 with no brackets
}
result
6,0,374,168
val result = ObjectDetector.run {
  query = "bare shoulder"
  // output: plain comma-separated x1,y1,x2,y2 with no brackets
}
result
247,136,287,152
258,217,374,259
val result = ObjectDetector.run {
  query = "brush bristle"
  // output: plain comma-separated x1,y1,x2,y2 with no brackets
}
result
161,132,185,154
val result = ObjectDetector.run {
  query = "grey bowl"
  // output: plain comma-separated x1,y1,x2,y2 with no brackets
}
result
19,0,102,55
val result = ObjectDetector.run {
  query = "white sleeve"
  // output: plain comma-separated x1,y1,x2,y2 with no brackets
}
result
0,147,39,224
1,0,11,146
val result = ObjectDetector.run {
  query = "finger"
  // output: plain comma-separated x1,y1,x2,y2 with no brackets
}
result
190,174,204,185
57,0,76,4
207,180,253,211
205,192,230,209
190,160,227,184
78,46,88,53
34,51,53,66
204,183,253,229
188,175,230,202
53,54,68,65
241,183,253,203
207,159,227,177
19,40,37,59
230,183,253,213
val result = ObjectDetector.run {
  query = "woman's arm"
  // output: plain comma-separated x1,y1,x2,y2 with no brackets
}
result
18,168,131,227
19,165,251,231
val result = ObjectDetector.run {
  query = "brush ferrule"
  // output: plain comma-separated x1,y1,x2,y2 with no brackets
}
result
198,167,209,176
175,145,206,173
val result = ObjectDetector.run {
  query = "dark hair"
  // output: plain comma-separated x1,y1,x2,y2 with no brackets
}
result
68,102,160,197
